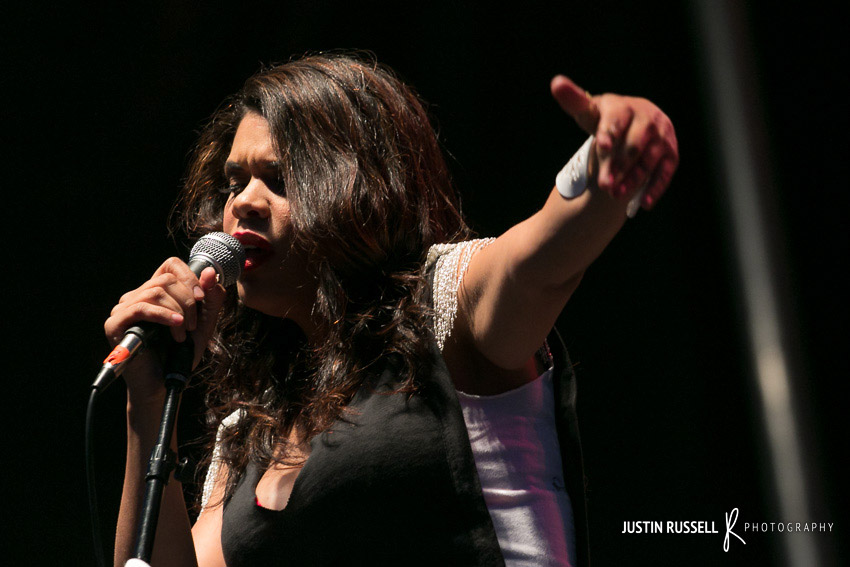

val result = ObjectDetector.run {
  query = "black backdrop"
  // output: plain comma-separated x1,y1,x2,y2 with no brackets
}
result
3,1,845,565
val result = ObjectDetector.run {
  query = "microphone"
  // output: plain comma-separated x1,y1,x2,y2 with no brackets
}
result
92,232,245,391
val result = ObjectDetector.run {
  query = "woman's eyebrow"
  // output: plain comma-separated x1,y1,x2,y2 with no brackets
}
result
224,161,281,175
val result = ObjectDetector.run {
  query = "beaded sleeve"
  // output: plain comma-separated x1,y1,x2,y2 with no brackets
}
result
425,238,496,351
200,409,244,511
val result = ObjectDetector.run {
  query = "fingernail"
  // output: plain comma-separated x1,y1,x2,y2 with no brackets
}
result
194,286,205,300
171,313,184,325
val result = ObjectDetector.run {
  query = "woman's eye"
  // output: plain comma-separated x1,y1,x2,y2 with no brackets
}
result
269,177,286,196
218,182,245,195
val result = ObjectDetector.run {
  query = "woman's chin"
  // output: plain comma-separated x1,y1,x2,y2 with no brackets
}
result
236,283,286,318
235,282,267,313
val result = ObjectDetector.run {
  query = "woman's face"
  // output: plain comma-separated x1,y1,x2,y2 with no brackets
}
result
222,112,316,333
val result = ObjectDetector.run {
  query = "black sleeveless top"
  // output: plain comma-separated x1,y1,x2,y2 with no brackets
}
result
220,331,590,566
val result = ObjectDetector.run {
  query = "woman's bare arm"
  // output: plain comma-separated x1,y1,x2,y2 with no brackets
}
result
115,391,199,567
191,463,227,567
454,75,679,380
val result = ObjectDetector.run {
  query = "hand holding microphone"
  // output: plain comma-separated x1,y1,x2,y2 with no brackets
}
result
96,233,245,392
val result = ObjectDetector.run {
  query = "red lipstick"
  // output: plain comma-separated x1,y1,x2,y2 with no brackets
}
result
232,231,273,272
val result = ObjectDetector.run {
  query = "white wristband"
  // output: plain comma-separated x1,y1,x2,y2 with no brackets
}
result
555,135,644,218
555,135,594,199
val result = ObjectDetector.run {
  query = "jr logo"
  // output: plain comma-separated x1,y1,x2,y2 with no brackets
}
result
724,508,746,552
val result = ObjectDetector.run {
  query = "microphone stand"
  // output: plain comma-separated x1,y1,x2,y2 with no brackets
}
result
126,338,194,567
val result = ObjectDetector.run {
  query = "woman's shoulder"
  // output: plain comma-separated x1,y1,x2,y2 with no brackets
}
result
424,238,495,273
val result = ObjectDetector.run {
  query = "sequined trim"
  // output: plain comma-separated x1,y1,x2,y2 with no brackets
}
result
201,409,244,511
426,238,496,351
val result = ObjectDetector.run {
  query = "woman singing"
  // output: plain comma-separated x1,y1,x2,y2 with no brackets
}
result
106,53,678,566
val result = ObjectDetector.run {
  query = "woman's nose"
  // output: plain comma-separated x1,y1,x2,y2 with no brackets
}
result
230,179,271,219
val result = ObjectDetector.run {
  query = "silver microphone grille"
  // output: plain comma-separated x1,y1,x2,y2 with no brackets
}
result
189,232,246,287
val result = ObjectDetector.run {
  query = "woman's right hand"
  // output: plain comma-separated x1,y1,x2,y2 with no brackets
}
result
550,75,678,210
104,257,228,400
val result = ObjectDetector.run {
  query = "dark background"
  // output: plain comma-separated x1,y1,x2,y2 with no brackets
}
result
3,1,845,565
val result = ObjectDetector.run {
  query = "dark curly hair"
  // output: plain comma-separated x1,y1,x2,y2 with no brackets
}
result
172,53,471,505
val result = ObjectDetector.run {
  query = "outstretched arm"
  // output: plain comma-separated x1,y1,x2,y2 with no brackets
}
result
451,75,678,386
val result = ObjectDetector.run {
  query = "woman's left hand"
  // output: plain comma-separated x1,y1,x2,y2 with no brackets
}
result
550,75,679,210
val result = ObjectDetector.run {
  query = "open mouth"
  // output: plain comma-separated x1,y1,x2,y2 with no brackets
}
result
233,232,273,272
243,246,273,271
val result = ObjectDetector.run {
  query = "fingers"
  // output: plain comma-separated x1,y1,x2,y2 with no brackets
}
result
595,102,634,162
192,268,228,367
107,302,184,334
590,94,678,207
196,268,225,335
107,305,183,343
153,257,206,302
198,266,219,291
122,279,197,342
594,99,635,192
550,75,600,135
106,258,205,346
615,124,664,198
633,118,678,209
642,147,679,209
612,114,655,195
